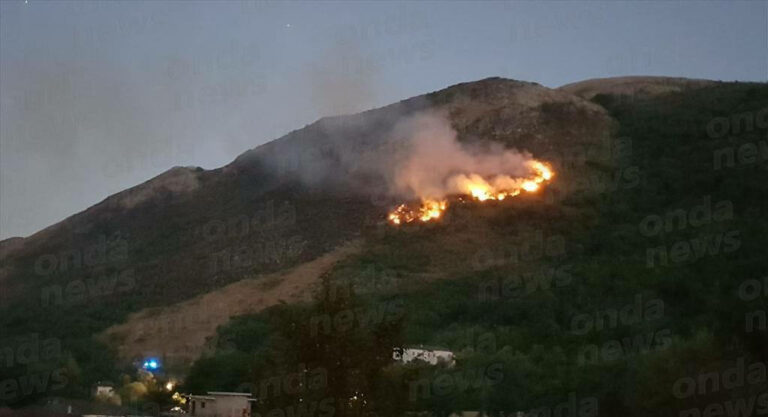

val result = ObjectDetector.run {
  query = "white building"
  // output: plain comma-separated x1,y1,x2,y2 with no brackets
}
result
393,347,455,366
188,392,256,417
93,381,115,397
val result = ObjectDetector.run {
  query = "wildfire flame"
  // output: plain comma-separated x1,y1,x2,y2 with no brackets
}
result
387,159,554,225
387,199,447,225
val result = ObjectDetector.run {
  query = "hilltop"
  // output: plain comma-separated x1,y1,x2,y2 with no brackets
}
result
2,76,766,416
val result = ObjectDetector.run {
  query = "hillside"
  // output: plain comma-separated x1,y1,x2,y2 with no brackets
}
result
558,75,716,99
99,241,363,365
0,77,613,337
0,76,615,405
2,76,767,416
183,79,768,417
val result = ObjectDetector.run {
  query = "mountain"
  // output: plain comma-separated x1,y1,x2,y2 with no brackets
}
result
559,75,716,99
0,77,612,329
2,76,767,415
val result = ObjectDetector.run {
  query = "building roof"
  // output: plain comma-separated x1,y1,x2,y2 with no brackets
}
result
186,391,254,401
188,395,216,400
94,380,115,386
402,346,454,354
207,392,253,397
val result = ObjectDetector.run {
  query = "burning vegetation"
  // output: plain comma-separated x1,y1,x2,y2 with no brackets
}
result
388,159,554,225
388,199,448,225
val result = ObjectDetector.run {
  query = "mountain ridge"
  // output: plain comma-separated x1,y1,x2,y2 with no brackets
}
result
3,75,768,413
1,75,707,246
0,75,614,326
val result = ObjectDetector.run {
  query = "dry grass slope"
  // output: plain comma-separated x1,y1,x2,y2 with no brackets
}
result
99,241,362,364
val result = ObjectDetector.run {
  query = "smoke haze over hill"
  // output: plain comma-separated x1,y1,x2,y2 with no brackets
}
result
2,1,765,238
388,112,536,200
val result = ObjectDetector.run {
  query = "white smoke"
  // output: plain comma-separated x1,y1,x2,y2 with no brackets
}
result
388,111,536,199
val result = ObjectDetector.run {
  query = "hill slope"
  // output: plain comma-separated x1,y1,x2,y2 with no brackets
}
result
559,75,715,99
0,77,612,334
0,77,616,403
183,79,768,417
4,76,766,415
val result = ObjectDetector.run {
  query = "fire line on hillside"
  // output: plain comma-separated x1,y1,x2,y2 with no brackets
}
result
387,159,554,225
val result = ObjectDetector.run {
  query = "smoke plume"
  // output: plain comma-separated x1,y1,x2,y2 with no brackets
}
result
387,112,537,200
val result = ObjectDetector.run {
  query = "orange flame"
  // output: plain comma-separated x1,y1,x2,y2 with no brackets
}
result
387,199,447,225
387,159,554,225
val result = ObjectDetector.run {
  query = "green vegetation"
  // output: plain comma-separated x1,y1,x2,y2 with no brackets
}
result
2,81,766,415
186,82,768,416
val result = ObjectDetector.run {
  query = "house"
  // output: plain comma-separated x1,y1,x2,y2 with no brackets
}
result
187,392,256,417
92,381,115,397
393,346,455,366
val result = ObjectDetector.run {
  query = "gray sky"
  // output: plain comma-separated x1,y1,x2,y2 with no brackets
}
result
1,0,766,239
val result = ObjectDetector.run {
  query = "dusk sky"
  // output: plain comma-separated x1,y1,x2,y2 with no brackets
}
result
1,0,766,239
